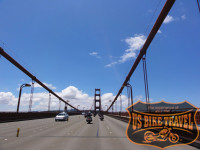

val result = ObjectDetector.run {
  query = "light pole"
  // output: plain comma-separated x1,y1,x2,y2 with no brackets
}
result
17,83,31,113
77,105,80,109
83,107,85,111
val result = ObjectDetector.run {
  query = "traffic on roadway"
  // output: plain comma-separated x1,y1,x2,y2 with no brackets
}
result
0,115,198,150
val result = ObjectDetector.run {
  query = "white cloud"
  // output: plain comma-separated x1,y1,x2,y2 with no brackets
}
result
124,34,146,53
60,86,92,102
89,52,98,56
181,15,186,20
1,86,94,111
89,52,101,59
0,86,97,111
163,15,186,24
163,15,174,24
105,61,117,68
17,82,56,91
101,93,130,111
0,92,16,104
105,34,146,67
119,52,136,63
0,85,152,112
32,82,56,90
158,30,162,34
101,93,115,104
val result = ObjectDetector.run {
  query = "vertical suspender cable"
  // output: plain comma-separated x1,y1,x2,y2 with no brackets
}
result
107,0,176,112
115,99,117,112
142,54,150,111
29,80,35,112
126,82,133,106
126,82,133,112
130,85,133,112
127,84,130,107
48,93,51,111
120,94,122,113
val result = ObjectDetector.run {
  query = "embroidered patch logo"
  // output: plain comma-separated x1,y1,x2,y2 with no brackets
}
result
126,100,199,149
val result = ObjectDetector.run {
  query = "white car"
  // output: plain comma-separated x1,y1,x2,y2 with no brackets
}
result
55,112,69,121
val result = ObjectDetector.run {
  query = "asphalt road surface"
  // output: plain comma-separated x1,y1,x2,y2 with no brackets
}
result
0,115,198,150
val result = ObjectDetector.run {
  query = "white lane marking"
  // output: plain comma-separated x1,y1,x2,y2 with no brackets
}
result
4,139,7,141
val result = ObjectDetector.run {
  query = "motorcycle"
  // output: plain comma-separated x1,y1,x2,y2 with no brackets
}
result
86,116,92,124
99,115,104,121
144,126,179,143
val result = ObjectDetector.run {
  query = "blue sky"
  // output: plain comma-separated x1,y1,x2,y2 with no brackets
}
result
0,0,200,111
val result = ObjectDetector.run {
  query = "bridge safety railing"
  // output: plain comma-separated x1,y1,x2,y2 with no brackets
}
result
0,111,81,123
105,111,200,125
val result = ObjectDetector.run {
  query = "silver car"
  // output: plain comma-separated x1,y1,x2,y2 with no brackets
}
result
55,112,69,121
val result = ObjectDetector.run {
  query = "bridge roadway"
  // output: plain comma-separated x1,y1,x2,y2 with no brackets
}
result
0,115,198,150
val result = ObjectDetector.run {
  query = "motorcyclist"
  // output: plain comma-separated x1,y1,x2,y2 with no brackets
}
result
86,111,92,123
99,113,104,120
86,111,92,117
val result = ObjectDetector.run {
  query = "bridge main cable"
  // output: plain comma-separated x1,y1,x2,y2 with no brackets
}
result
0,47,80,112
107,0,176,111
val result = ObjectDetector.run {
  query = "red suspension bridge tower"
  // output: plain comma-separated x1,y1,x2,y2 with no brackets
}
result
94,88,101,116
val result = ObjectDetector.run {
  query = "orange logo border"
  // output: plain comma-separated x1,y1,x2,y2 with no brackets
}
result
125,100,199,149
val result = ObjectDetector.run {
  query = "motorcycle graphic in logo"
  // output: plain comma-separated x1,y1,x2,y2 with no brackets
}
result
144,126,179,143
126,100,199,149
